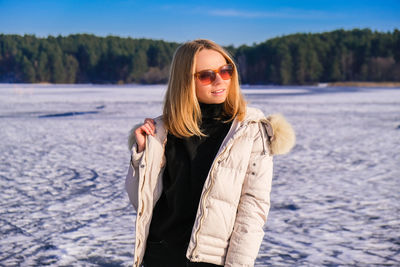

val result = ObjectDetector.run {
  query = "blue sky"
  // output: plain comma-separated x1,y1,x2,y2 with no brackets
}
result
0,0,399,46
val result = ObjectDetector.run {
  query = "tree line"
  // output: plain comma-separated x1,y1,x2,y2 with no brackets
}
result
0,34,179,84
234,28,400,84
0,28,399,85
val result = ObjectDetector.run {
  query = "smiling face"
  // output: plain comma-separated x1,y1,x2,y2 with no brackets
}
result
194,49,231,104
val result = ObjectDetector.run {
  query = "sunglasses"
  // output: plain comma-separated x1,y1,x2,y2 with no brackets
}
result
194,64,234,85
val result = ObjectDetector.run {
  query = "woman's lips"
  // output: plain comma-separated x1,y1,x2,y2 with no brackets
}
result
212,89,225,95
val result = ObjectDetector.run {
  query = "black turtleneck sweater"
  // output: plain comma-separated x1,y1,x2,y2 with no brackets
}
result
147,103,232,248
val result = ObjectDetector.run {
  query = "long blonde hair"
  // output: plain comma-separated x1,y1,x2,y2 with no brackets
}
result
163,39,246,138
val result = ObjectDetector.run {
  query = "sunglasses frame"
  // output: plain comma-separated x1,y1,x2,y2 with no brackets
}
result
194,64,234,85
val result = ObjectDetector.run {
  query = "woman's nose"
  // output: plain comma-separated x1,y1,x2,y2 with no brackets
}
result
213,73,224,84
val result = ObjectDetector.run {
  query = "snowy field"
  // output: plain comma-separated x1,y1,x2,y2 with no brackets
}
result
0,84,399,266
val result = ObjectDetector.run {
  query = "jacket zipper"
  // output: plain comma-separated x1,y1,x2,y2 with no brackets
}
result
190,122,250,259
190,147,228,260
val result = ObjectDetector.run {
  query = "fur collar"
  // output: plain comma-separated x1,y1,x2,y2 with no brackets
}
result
260,113,295,155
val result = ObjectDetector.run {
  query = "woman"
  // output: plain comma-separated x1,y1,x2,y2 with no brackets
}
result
126,39,295,267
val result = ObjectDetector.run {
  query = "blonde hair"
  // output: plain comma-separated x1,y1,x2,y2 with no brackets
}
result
163,39,246,138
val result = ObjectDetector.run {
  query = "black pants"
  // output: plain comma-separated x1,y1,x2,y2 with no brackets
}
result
143,240,222,267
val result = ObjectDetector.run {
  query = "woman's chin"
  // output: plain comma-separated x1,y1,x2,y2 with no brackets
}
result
198,95,227,104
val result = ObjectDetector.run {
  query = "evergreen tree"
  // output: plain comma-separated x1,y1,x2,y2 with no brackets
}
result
21,56,35,83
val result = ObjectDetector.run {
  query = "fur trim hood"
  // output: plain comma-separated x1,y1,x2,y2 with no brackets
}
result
260,114,296,155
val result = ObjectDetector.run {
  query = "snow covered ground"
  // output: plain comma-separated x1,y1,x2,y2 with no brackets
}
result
0,84,399,266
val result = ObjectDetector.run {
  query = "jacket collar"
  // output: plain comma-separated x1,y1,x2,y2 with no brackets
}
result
128,107,295,156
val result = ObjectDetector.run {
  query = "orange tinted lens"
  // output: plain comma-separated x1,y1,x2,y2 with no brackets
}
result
198,71,216,84
219,65,233,80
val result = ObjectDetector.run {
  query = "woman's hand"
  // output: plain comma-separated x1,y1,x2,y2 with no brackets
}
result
135,118,156,153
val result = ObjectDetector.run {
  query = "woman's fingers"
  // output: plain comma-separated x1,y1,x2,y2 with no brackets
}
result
135,119,156,137
134,118,156,153
142,123,154,136
143,118,156,135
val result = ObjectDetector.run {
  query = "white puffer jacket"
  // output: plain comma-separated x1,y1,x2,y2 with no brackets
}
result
125,107,295,267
